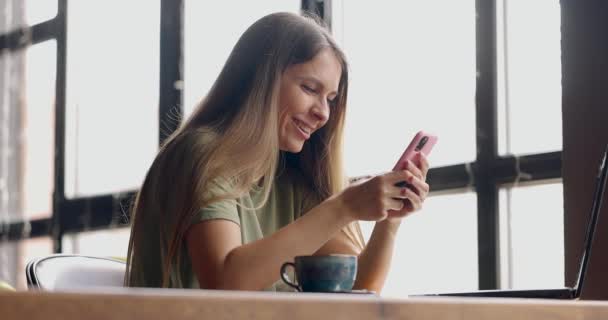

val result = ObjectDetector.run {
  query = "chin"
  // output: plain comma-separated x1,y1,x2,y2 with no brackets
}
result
280,140,305,153
286,144,304,153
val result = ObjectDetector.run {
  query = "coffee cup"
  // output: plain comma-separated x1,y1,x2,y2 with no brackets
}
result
280,254,357,293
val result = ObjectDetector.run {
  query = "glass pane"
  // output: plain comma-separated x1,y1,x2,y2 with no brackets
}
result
62,228,130,259
360,192,478,297
65,1,160,198
26,0,58,26
0,240,18,290
0,0,25,34
0,45,25,223
0,237,53,290
24,40,56,220
333,0,476,176
0,41,54,224
499,182,564,289
183,0,300,118
0,0,57,34
497,0,562,156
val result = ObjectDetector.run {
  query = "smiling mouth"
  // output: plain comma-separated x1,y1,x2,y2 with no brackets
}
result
293,118,313,136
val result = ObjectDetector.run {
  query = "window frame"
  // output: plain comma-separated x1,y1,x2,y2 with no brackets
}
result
0,0,562,290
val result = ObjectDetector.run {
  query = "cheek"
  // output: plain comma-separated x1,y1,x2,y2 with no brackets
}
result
278,87,293,114
282,86,309,113
278,108,289,130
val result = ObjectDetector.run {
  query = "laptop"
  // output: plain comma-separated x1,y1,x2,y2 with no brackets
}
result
414,143,608,299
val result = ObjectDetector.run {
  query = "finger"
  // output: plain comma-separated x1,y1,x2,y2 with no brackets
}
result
385,169,416,187
416,152,430,179
404,160,424,180
403,188,423,211
387,197,405,211
406,177,430,197
390,185,411,199
388,201,411,218
389,185,423,208
393,176,417,190
392,171,428,195
389,195,421,219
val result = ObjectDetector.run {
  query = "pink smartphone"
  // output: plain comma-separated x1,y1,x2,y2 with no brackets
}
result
392,131,438,171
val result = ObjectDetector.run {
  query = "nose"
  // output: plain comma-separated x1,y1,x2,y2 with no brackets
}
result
311,98,330,124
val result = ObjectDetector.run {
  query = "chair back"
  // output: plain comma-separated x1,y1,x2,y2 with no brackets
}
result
26,254,126,291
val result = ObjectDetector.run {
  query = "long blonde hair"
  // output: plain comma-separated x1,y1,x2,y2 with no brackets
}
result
125,12,364,288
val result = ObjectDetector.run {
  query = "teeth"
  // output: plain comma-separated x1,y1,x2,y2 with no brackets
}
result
295,119,311,134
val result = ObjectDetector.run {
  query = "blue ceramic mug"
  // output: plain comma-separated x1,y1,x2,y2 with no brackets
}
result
280,254,357,292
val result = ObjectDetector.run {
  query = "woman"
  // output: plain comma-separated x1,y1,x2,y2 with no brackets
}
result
125,12,430,293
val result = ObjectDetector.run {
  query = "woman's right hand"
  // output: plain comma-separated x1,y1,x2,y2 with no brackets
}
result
336,170,413,222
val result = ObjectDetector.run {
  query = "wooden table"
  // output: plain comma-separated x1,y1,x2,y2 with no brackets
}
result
2,288,608,319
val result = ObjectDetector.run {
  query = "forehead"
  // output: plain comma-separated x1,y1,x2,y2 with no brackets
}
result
285,48,342,91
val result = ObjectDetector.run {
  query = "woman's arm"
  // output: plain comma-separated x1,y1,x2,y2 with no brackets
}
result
188,196,351,290
316,153,431,294
353,220,401,292
187,169,412,291
313,220,400,294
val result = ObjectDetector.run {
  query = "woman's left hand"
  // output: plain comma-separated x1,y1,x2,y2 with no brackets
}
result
386,152,430,221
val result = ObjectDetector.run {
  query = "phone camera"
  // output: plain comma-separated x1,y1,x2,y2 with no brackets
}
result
415,136,428,151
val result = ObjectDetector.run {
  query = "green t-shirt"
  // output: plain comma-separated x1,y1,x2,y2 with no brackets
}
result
126,141,319,291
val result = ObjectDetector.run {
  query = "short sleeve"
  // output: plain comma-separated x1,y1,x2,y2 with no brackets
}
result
192,179,240,226
195,198,240,226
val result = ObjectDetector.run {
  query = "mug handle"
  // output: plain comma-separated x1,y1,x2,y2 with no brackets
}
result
280,262,301,291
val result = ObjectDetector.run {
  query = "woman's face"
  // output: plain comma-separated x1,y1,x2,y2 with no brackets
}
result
278,48,342,153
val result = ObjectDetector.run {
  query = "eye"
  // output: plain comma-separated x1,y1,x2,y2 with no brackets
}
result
301,84,317,94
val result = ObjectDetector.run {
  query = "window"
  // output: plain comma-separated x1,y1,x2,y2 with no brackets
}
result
24,40,56,220
62,228,130,258
499,182,564,289
64,0,161,198
0,40,55,224
497,0,562,156
0,1,58,291
183,0,300,118
26,0,58,26
333,0,478,297
333,0,563,296
495,0,563,288
0,237,53,290
0,45,26,224
0,1,565,296
361,192,479,297
333,0,477,173
0,0,57,34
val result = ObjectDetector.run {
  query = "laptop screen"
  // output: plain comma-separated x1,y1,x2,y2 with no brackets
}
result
573,144,608,297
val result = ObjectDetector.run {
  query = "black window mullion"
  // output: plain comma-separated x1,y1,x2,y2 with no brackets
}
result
52,0,68,253
302,0,332,29
158,0,184,146
3,219,52,241
57,193,136,234
475,0,500,289
0,20,58,52
492,152,562,185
